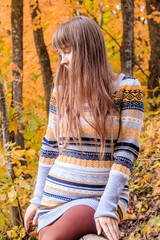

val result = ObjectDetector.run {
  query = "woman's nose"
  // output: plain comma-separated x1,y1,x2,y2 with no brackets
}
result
61,56,69,65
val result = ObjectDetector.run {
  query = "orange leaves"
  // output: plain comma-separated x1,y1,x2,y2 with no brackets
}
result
7,226,26,239
147,11,160,23
138,174,154,186
7,229,18,238
139,110,160,160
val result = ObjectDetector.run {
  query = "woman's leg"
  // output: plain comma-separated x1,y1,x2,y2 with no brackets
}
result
39,205,97,240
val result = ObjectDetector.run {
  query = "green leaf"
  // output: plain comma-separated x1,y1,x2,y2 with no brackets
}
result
19,115,27,123
149,215,160,226
29,119,39,131
24,127,33,140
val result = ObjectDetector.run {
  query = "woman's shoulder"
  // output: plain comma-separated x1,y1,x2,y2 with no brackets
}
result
116,73,142,90
112,74,143,105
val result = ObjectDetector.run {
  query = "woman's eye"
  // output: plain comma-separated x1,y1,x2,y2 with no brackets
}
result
65,51,71,54
57,49,71,56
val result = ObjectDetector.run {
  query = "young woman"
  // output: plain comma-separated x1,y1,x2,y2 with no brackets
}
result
24,16,144,240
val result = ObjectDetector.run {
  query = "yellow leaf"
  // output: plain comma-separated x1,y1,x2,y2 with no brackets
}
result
18,179,31,191
142,222,149,235
20,227,26,238
11,198,18,207
9,118,19,134
8,189,17,201
7,230,18,238
13,226,19,231
15,168,23,176
26,149,36,158
13,118,19,135
123,212,133,219
15,149,26,157
143,174,154,181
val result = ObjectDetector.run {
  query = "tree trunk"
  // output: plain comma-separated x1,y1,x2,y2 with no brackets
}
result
99,3,103,27
11,0,24,150
77,0,83,16
0,82,23,227
29,0,53,118
120,0,134,76
145,0,160,99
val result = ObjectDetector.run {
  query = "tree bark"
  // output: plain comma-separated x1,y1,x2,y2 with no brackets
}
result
11,0,24,150
120,0,134,76
0,82,23,227
99,3,103,27
77,0,83,16
29,0,53,118
145,0,160,98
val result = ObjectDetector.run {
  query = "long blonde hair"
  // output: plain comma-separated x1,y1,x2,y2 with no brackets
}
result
52,16,119,159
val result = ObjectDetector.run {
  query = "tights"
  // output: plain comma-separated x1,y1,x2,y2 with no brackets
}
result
39,205,97,240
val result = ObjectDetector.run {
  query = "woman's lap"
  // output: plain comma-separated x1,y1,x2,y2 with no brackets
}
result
39,205,97,240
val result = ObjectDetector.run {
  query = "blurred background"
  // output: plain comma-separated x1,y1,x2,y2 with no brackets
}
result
0,0,160,239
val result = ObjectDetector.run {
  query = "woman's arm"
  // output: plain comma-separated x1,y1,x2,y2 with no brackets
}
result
25,88,59,229
94,77,144,239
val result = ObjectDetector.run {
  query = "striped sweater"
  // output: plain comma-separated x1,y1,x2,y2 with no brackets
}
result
31,73,144,230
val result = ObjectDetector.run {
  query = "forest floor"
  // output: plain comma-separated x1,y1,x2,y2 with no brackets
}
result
119,107,160,240
119,162,160,240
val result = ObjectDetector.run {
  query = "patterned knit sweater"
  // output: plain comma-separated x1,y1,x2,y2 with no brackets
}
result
31,73,144,230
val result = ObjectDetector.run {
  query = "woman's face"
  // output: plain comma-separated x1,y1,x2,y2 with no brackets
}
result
58,47,72,70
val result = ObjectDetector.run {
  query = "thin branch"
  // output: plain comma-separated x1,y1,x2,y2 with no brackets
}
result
0,208,9,220
138,193,160,199
137,158,160,161
101,26,121,47
144,180,153,188
134,57,149,78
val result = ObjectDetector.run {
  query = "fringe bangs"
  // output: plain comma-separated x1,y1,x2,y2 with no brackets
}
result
52,23,71,51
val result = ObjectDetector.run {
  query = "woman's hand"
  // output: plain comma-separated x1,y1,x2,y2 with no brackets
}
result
95,216,119,240
24,203,39,231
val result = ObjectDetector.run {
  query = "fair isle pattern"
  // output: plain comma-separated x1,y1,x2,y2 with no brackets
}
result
34,74,144,230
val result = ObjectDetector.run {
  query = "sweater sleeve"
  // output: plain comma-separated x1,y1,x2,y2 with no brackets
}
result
30,88,59,206
94,77,144,220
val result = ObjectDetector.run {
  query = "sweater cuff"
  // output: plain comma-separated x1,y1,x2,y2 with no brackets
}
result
94,173,127,221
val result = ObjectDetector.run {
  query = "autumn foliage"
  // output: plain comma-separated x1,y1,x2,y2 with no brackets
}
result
0,0,160,239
